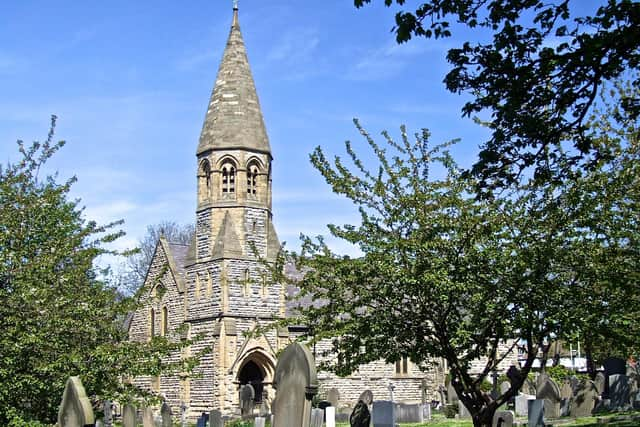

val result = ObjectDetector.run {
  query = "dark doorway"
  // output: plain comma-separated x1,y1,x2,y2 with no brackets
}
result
238,360,264,403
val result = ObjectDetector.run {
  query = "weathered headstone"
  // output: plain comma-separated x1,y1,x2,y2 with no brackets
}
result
500,381,511,396
528,399,545,427
272,342,318,427
327,388,340,408
492,410,514,427
350,400,371,427
594,372,606,395
559,379,574,416
609,374,631,410
259,391,271,416
161,403,172,427
396,403,424,423
570,380,598,417
240,384,256,417
209,409,223,427
57,377,95,427
603,357,626,397
310,408,324,427
447,381,459,405
422,403,431,421
536,375,561,419
459,401,471,418
522,378,537,396
371,400,395,427
359,390,373,406
103,400,113,427
421,378,429,404
515,393,535,417
254,416,266,427
326,406,336,427
122,404,137,427
142,407,155,427
96,419,104,427
437,384,447,406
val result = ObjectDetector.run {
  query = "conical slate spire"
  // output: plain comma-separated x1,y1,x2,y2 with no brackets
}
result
197,6,271,156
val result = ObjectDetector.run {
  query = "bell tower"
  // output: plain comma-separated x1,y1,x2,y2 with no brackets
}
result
194,3,279,264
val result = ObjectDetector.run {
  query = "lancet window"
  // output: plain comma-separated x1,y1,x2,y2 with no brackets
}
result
221,162,236,194
247,163,259,196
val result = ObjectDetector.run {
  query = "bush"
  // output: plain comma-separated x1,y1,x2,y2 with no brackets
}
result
443,404,458,418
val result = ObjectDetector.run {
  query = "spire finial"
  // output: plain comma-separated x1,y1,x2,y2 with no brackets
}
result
233,0,238,10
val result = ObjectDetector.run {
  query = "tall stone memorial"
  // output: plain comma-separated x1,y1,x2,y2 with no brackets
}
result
57,376,95,427
272,342,318,427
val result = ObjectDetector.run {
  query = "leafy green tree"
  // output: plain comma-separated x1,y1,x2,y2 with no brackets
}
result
286,114,638,426
0,118,200,426
354,0,640,190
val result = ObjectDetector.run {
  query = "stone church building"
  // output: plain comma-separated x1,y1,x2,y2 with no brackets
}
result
127,5,517,419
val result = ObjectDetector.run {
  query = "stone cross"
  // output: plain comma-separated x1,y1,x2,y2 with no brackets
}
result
272,342,318,427
57,377,95,427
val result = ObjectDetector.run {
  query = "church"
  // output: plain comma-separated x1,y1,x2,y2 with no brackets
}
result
127,4,516,419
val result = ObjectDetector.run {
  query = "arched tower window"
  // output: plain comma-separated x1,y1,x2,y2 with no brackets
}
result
198,160,211,202
221,161,236,195
247,162,259,196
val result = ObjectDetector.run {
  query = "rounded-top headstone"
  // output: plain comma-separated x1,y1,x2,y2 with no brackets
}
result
161,403,173,427
122,404,137,427
327,388,340,407
58,377,96,427
358,390,373,406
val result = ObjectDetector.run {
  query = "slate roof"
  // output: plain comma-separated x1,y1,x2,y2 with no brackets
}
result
197,6,271,156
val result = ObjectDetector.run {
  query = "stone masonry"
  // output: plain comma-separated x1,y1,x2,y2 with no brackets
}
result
127,4,519,420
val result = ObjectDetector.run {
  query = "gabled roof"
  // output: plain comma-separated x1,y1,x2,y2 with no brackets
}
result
197,6,271,156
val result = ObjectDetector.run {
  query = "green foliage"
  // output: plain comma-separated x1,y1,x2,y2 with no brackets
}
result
443,404,458,419
353,0,640,190
546,365,571,384
0,118,200,424
286,97,639,426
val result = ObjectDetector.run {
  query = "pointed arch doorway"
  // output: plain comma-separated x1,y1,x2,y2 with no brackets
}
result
236,350,276,405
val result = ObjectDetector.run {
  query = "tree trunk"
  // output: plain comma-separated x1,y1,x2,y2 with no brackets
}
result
585,338,597,380
472,409,495,427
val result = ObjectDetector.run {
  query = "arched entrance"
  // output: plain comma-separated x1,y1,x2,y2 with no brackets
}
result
236,350,276,405
238,360,264,403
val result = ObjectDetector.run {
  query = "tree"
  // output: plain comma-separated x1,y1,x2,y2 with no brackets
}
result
0,118,199,425
121,221,194,294
354,0,640,190
287,117,639,426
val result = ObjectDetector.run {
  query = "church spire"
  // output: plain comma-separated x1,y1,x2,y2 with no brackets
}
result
197,4,271,156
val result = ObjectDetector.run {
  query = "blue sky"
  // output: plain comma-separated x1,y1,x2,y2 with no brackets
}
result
0,0,603,265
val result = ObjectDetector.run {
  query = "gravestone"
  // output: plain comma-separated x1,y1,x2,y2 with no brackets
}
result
326,406,336,427
570,380,598,417
421,378,429,404
515,393,535,417
603,357,626,397
122,404,137,427
437,384,447,406
560,380,574,416
142,407,155,427
371,400,395,427
196,412,209,427
447,381,459,405
240,384,256,417
528,399,545,427
459,401,471,418
609,374,631,410
57,377,95,427
255,416,266,427
522,378,537,396
327,388,340,408
104,400,113,427
310,408,324,427
536,376,561,419
180,403,188,427
500,381,511,396
350,400,371,427
359,390,374,406
594,372,606,395
161,403,172,427
96,420,104,427
259,391,271,416
396,403,424,423
209,409,223,427
272,342,318,427
492,410,514,427
422,403,431,421
629,374,639,396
